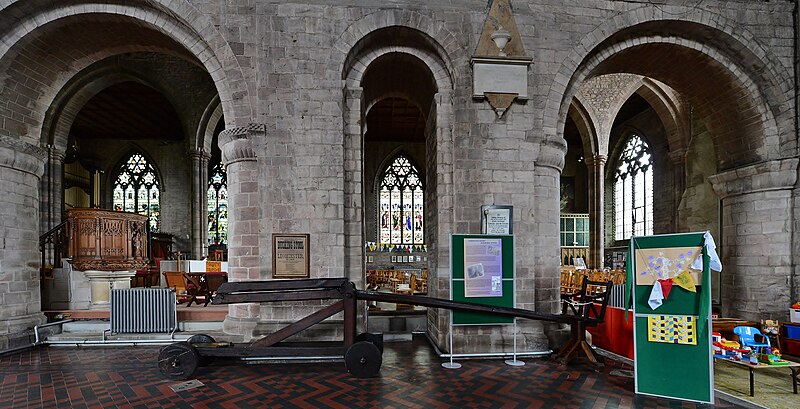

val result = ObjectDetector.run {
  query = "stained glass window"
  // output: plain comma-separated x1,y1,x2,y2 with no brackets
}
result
112,153,160,231
379,155,424,244
207,162,228,245
614,134,653,240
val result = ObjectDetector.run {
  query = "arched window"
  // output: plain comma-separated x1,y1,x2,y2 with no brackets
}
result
614,134,653,240
207,162,228,245
112,153,160,231
378,155,424,245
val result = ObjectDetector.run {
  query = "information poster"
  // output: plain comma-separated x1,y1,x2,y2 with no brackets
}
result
451,234,514,325
464,238,503,297
272,233,310,278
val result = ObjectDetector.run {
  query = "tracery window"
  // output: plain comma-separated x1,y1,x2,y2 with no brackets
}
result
207,162,228,245
378,155,424,245
112,153,160,231
614,134,653,240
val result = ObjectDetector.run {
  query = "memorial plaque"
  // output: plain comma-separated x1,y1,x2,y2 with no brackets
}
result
272,234,310,278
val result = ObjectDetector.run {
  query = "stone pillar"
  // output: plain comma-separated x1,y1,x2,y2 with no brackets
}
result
39,147,65,233
533,155,564,316
343,87,364,288
668,149,687,232
585,155,606,269
219,124,264,340
189,149,211,259
426,91,455,348
0,137,48,350
708,158,798,321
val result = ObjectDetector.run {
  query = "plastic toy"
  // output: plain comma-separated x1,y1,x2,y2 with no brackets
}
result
711,332,750,361
757,348,790,366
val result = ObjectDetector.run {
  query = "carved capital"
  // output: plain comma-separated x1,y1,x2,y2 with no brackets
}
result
583,154,607,168
668,148,687,164
219,123,266,165
534,136,567,171
0,136,46,176
708,158,798,199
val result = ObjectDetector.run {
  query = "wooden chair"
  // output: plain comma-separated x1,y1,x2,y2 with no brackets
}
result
183,273,209,307
556,276,613,370
204,272,228,304
182,272,228,307
163,271,188,303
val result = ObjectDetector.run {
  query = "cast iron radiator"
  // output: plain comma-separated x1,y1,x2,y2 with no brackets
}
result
110,288,177,333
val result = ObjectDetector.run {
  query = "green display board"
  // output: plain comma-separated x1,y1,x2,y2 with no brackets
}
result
626,232,714,404
450,234,515,325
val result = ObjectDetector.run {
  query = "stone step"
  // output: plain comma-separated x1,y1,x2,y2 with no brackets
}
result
44,304,228,323
56,319,223,337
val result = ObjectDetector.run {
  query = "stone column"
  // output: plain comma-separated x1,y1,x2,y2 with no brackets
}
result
39,147,65,233
708,158,798,321
343,87,364,288
532,159,564,316
219,124,264,340
668,149,687,232
189,149,211,259
585,155,606,269
0,137,48,350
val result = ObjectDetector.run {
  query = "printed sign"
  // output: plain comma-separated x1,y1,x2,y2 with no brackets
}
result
463,238,503,297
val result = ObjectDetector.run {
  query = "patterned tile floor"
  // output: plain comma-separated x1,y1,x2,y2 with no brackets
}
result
1,336,741,409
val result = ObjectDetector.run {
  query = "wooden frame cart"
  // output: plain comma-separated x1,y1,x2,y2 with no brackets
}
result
157,278,583,380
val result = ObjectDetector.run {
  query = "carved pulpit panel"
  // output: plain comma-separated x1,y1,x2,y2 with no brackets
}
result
67,208,148,271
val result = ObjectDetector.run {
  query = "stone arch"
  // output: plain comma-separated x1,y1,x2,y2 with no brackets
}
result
568,97,599,157
633,79,690,155
196,96,224,154
574,74,646,157
543,7,793,171
0,0,253,147
341,21,457,351
336,10,461,85
43,64,184,155
346,45,454,93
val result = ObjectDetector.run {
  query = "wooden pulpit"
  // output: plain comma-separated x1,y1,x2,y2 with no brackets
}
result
66,208,149,272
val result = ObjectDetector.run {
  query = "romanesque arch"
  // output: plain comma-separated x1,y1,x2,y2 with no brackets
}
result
0,0,253,149
548,6,798,320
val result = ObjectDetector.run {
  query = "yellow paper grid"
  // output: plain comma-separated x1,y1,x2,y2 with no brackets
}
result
647,315,697,345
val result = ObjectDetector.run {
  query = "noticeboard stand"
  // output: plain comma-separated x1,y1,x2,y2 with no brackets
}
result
444,234,521,367
504,319,525,366
628,232,715,404
441,317,462,369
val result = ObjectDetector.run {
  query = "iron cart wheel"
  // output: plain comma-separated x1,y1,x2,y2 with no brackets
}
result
345,341,383,378
158,342,199,380
355,332,384,353
187,334,217,367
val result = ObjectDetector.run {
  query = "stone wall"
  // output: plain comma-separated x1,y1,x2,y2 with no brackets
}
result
0,0,798,349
